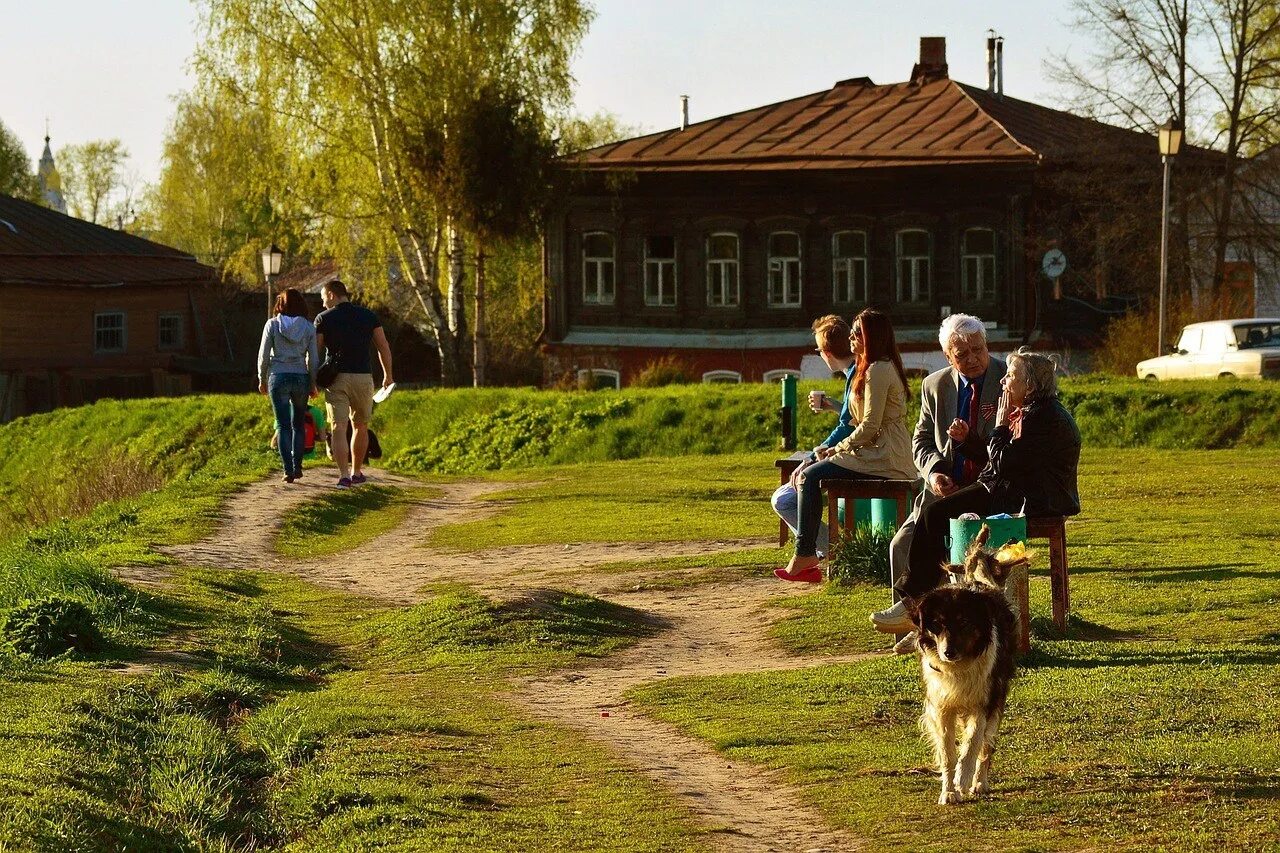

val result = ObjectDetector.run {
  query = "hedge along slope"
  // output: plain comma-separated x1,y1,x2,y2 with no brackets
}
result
376,378,1280,475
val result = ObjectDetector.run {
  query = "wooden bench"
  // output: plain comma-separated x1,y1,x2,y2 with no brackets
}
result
821,478,916,542
1001,516,1070,654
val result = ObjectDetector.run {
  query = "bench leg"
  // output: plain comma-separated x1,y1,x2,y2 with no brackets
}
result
1049,528,1069,632
1012,567,1031,654
827,491,841,556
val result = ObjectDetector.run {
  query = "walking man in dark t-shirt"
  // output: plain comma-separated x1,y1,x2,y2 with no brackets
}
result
314,279,393,488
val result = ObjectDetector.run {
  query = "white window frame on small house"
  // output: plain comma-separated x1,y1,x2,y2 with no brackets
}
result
577,368,621,390
767,231,802,307
832,230,868,304
94,311,127,354
702,369,742,384
896,229,931,303
961,228,997,301
706,232,740,307
644,235,677,307
157,312,185,351
762,369,801,383
581,231,616,305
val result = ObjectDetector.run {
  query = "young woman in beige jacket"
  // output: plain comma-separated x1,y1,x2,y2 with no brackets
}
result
776,309,917,583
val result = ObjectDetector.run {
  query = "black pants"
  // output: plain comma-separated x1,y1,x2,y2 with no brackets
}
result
896,482,995,600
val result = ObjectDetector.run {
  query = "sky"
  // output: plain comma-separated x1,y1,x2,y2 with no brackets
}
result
0,1,1083,187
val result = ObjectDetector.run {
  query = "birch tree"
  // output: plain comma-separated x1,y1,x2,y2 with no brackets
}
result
195,0,591,385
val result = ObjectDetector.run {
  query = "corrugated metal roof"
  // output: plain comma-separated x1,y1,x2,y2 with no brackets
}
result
0,193,216,286
570,76,1193,172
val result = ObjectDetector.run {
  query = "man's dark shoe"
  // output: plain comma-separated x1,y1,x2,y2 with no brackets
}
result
336,477,352,489
351,473,367,485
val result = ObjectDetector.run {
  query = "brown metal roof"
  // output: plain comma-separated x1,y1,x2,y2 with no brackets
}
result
571,75,1202,173
573,77,1038,172
0,193,216,286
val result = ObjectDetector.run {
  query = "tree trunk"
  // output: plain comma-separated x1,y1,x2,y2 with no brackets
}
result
446,220,470,384
473,246,488,387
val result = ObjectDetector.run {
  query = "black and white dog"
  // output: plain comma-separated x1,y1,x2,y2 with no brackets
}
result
908,526,1020,804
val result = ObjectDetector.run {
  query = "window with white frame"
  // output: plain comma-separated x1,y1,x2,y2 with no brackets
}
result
582,231,615,305
95,311,126,353
706,232,740,307
702,369,742,384
896,229,931,302
576,368,620,390
762,369,801,383
157,313,184,350
961,228,996,300
832,230,868,304
644,235,677,307
767,231,802,307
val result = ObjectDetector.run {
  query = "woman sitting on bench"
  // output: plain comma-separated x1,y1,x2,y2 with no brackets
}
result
775,309,916,583
870,347,1081,631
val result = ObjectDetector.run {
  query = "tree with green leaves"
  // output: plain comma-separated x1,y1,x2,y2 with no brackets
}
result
57,139,134,226
0,120,36,199
194,0,593,385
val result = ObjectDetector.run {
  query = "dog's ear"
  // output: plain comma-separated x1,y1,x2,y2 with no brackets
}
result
904,596,923,627
943,562,966,584
975,524,991,547
987,557,1012,587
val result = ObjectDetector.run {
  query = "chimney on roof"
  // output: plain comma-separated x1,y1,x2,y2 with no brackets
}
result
996,36,1005,97
987,30,997,92
680,95,689,130
911,36,948,84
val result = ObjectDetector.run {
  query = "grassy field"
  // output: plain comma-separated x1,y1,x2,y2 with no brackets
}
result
0,387,1277,850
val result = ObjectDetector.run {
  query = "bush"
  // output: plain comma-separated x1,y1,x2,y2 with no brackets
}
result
825,525,892,586
1093,295,1209,376
632,355,695,387
3,596,103,658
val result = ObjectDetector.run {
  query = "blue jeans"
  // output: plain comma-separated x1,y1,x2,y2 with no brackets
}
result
269,372,309,476
771,482,830,557
794,460,885,557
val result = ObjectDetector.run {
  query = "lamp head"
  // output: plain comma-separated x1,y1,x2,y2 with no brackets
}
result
1158,118,1184,157
261,244,283,278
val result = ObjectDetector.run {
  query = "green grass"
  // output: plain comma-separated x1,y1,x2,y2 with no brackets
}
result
427,453,771,550
617,446,1280,850
275,485,440,558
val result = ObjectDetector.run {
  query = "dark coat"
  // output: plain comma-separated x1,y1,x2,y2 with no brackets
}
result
978,397,1081,517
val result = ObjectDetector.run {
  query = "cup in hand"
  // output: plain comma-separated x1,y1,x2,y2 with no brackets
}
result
808,390,827,413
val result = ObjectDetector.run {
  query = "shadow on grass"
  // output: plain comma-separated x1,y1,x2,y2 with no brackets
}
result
498,587,669,643
1022,641,1280,670
1030,613,1136,643
1126,563,1277,583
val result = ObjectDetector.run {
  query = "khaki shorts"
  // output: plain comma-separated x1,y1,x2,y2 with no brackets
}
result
325,373,375,427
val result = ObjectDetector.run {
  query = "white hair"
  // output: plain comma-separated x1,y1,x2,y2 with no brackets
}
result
938,313,987,351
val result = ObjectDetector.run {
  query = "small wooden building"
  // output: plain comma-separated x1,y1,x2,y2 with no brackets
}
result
0,194,222,420
541,37,1171,386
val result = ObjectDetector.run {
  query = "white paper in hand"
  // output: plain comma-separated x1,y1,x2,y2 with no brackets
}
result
373,382,396,404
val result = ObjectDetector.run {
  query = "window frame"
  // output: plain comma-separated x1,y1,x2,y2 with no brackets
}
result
701,369,743,384
157,312,185,351
895,228,932,303
705,232,741,308
581,231,616,306
762,369,801,383
831,230,869,304
576,368,620,390
766,231,803,308
643,235,678,307
94,311,127,354
960,228,997,301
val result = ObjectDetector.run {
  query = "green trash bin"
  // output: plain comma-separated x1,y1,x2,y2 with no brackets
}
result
836,498,896,533
948,516,1027,564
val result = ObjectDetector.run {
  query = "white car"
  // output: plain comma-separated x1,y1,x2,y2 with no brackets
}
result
1136,318,1280,380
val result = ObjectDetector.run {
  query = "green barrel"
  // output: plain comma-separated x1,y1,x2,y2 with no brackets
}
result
780,375,798,450
869,498,899,533
948,516,1027,564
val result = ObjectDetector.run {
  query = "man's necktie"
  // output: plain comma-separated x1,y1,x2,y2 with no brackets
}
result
961,386,980,485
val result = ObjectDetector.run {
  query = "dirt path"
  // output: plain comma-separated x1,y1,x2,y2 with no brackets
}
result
143,467,870,852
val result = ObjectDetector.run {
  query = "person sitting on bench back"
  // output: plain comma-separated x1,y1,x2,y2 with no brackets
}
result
774,309,916,584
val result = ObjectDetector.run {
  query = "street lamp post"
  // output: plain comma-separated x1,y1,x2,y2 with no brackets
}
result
1157,119,1183,357
261,244,283,318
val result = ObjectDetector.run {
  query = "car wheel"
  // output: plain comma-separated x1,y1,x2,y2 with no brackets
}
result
1142,374,1158,381
1218,372,1235,379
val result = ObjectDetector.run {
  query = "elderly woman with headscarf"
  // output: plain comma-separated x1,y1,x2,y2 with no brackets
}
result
873,347,1081,629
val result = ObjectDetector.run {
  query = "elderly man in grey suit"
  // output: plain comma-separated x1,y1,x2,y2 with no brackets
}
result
871,313,1007,649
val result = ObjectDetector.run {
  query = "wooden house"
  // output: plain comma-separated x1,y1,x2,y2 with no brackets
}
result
0,194,222,420
541,36,1185,386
